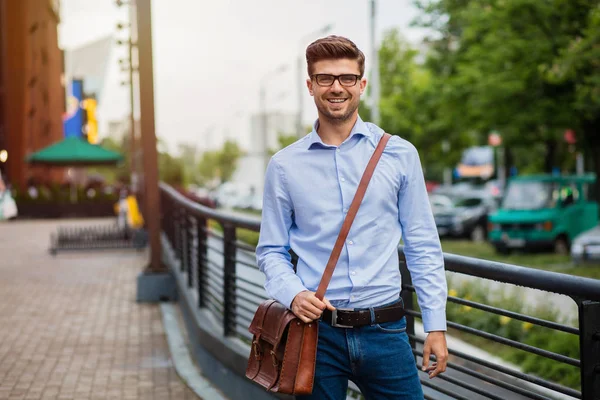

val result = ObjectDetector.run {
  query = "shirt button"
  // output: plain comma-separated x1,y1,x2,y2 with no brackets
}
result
340,178,346,182
351,271,356,276
336,148,340,153
347,240,354,245
343,208,348,213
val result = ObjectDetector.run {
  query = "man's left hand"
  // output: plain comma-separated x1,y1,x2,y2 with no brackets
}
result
421,331,448,378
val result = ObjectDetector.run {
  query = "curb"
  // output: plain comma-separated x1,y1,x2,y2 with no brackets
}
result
160,302,229,400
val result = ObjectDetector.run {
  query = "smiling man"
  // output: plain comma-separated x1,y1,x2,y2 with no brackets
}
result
256,35,448,399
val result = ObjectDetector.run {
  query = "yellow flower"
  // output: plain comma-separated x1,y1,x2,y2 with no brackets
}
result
449,289,458,298
461,305,472,312
500,316,511,325
522,322,533,331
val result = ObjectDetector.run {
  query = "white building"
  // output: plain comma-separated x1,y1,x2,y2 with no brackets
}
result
231,111,297,195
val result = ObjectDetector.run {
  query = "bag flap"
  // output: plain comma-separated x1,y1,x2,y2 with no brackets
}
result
249,300,297,345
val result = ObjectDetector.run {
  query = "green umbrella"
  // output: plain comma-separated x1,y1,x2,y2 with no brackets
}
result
26,137,124,166
26,137,124,203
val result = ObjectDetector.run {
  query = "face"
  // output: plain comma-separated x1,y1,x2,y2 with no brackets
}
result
307,58,367,124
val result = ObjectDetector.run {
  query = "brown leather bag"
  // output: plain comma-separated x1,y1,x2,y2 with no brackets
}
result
245,133,392,395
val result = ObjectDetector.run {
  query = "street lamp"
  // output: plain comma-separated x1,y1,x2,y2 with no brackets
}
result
296,24,334,137
115,5,138,194
260,64,289,173
369,0,380,125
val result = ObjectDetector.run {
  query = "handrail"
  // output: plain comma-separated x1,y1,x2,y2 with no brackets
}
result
159,183,600,400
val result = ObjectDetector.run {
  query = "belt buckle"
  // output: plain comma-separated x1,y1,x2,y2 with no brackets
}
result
331,308,354,328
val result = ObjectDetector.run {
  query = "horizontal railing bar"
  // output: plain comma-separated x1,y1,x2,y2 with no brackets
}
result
235,241,256,252
232,278,264,293
235,301,259,318
234,293,262,311
160,183,261,230
235,259,258,269
233,285,267,303
398,246,600,301
203,287,224,306
203,274,223,291
447,295,578,335
413,348,554,400
204,293,224,313
406,310,579,366
420,378,470,400
407,334,581,398
207,244,224,254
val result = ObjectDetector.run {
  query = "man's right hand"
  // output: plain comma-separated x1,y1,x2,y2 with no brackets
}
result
291,290,335,323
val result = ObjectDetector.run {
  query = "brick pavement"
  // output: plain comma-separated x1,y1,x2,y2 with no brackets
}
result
0,219,199,400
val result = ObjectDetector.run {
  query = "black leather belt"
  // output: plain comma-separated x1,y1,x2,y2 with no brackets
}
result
321,302,406,328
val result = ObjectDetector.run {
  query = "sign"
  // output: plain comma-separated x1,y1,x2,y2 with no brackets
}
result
63,80,84,138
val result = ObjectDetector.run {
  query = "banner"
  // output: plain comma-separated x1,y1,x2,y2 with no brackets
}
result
63,79,84,138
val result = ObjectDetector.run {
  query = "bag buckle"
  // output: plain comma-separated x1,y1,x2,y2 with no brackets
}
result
331,308,354,328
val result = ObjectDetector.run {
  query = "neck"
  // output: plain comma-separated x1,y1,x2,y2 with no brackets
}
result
316,113,359,146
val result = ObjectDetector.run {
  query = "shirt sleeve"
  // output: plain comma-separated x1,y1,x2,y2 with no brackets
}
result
398,147,448,332
256,158,307,308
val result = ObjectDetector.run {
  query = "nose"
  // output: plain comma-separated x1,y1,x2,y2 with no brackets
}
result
329,78,344,93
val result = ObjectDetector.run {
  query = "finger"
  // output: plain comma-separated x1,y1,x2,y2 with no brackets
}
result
306,295,327,311
302,302,324,317
421,346,431,371
428,364,444,379
424,362,437,372
323,298,336,311
301,308,322,321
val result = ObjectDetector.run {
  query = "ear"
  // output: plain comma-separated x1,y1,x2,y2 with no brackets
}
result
306,78,314,96
359,77,367,96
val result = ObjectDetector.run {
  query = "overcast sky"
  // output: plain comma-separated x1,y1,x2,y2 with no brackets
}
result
59,0,429,152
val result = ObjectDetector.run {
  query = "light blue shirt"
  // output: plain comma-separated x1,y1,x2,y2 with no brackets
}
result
256,116,447,332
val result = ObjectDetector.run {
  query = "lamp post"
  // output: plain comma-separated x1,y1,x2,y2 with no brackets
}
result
296,24,334,137
369,0,380,125
115,1,138,194
260,64,288,174
136,0,163,274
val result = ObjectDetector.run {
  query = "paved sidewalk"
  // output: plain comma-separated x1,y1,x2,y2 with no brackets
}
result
0,219,199,400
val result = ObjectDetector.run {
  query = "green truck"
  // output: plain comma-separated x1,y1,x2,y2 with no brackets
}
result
488,174,598,254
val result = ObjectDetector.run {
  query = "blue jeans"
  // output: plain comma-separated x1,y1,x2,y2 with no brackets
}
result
297,304,423,399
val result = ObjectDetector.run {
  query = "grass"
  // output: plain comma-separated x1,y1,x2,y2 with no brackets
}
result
440,239,600,280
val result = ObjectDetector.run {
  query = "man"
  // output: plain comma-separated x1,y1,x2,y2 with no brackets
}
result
256,35,448,399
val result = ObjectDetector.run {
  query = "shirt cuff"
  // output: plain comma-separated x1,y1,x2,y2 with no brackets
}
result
421,308,447,332
268,275,307,309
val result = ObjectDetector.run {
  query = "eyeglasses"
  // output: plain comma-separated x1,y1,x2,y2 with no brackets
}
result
311,74,361,87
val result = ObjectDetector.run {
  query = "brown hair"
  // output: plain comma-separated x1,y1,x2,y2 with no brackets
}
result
305,35,365,77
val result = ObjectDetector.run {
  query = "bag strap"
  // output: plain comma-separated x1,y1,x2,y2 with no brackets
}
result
315,133,391,301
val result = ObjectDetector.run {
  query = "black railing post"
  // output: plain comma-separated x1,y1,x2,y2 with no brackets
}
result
186,216,194,288
223,223,237,336
399,255,416,354
196,217,208,308
179,208,187,268
578,299,600,400
173,206,181,264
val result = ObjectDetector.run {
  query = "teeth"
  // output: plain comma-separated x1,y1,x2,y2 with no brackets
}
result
329,99,346,103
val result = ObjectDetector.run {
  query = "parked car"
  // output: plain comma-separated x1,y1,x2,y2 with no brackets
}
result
571,225,600,264
432,194,497,241
488,174,598,254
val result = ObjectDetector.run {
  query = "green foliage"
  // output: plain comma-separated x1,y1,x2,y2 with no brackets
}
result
412,0,600,181
269,132,299,156
197,140,244,185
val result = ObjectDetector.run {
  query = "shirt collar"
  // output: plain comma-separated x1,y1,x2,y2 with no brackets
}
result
306,115,374,149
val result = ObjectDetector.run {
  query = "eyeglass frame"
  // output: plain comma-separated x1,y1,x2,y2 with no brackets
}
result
310,74,363,87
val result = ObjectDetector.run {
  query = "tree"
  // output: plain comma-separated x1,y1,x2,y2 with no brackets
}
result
268,132,298,156
196,140,244,186
414,0,599,181
375,29,472,181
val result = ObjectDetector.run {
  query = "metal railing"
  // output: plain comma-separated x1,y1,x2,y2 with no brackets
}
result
160,183,600,400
